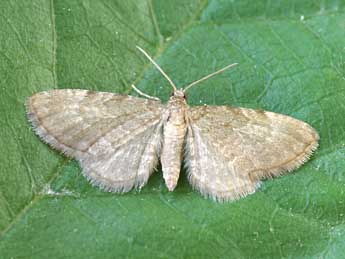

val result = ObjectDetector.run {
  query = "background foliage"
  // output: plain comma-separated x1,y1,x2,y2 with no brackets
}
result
1,0,345,258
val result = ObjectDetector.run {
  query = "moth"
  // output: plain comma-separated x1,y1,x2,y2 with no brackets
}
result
27,47,319,202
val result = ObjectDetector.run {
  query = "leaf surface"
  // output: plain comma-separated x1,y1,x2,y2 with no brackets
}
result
1,0,345,258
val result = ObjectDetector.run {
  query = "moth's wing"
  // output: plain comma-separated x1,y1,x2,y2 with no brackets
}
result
27,89,164,192
186,105,319,201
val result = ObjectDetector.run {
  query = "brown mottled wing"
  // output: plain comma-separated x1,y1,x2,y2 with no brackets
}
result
27,89,164,192
185,105,319,202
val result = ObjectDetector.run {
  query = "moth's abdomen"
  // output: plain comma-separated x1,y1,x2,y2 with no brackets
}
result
161,109,187,191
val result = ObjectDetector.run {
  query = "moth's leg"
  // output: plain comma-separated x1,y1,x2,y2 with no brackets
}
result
131,84,160,101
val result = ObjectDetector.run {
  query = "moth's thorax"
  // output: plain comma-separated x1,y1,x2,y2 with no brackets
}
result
161,92,188,191
166,94,188,126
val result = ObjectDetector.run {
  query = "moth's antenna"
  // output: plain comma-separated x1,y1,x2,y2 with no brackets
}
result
183,63,238,92
136,46,177,91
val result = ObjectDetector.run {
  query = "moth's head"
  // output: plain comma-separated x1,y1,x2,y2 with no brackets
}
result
174,89,185,98
170,89,187,102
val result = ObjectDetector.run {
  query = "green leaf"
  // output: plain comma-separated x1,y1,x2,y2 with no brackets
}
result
1,0,345,258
